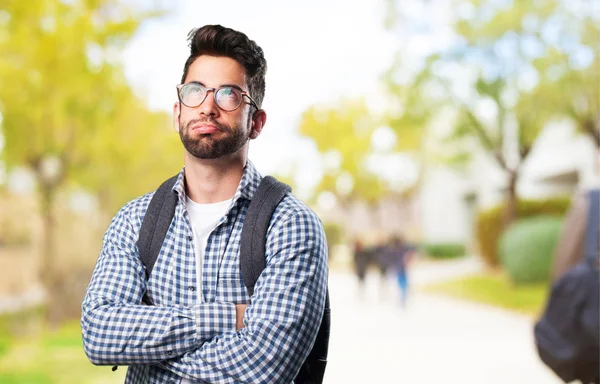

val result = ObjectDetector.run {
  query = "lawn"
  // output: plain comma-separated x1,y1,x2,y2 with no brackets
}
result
0,320,126,383
421,271,551,317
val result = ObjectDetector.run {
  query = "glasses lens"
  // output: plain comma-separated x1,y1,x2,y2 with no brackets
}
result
215,87,243,111
180,83,206,107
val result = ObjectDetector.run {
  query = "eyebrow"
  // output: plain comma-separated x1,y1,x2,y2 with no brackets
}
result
187,81,246,92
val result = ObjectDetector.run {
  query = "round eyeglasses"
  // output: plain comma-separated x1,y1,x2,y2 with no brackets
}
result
176,82,258,112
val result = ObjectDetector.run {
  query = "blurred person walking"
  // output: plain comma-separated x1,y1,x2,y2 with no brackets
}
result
352,238,369,295
387,235,417,308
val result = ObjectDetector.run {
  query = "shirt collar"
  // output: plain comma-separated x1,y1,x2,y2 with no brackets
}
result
171,159,262,204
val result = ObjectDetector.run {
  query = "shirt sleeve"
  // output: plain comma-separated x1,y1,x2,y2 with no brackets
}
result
80,203,236,366
159,208,328,383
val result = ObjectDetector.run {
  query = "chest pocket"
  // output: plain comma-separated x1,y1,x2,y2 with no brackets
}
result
216,272,248,303
213,209,249,303
215,240,248,303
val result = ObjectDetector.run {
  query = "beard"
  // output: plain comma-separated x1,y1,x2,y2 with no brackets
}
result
179,117,250,159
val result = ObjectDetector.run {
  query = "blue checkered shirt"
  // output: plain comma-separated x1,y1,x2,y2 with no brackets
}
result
81,161,328,383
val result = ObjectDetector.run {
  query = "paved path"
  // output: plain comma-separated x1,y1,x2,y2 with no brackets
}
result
0,256,563,383
324,259,562,383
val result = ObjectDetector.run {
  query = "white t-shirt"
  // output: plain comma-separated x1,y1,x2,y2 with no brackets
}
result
181,196,231,384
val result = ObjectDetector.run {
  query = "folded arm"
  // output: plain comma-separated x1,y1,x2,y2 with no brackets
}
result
160,208,328,383
80,204,236,366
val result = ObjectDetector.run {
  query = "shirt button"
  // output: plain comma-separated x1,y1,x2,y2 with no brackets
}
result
187,235,193,241
188,286,195,291
167,350,173,356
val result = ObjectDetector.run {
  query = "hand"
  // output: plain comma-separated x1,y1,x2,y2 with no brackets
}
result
235,304,248,330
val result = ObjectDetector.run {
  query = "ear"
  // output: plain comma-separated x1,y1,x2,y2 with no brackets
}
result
173,102,181,133
249,109,267,140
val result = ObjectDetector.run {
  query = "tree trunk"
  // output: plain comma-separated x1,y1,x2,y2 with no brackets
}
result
504,169,519,228
582,119,600,149
32,156,65,327
582,119,600,175
38,182,63,326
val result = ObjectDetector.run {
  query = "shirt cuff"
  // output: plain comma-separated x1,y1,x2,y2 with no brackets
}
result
194,302,236,342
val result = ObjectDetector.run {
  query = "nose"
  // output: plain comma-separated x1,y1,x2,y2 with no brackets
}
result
196,89,219,117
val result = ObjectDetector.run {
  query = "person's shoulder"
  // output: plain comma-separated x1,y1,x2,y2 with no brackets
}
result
266,192,327,258
272,192,323,230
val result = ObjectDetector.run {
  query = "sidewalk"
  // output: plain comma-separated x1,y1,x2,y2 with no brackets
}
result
325,259,562,383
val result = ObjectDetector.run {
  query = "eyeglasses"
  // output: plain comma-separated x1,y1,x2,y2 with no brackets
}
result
176,82,258,112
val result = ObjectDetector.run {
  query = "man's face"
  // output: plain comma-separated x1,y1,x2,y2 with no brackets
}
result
175,55,254,159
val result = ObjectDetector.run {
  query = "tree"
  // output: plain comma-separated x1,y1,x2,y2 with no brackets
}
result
382,57,447,196
298,98,421,239
0,0,172,323
444,76,544,224
384,0,599,224
452,0,600,150
70,79,182,216
298,99,386,206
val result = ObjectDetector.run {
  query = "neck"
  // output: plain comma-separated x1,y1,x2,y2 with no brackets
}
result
183,147,247,204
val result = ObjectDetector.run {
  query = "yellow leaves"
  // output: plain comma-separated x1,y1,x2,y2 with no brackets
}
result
0,0,171,212
386,114,424,152
298,97,417,202
298,99,380,197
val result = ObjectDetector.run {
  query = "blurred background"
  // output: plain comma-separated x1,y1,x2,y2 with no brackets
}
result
0,0,598,383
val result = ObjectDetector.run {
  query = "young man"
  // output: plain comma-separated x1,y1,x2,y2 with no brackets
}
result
81,25,328,384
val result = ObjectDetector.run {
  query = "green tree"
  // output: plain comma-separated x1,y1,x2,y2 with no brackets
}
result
382,59,446,196
452,0,599,150
71,80,182,216
298,99,388,209
0,0,173,323
385,0,598,224
297,97,425,239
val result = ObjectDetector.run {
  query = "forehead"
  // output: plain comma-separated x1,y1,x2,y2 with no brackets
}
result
184,55,247,88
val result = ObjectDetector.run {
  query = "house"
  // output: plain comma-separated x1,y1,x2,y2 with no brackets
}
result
417,122,599,245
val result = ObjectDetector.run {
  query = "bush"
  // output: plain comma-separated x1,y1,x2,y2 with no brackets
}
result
421,243,466,259
475,197,570,267
499,216,563,284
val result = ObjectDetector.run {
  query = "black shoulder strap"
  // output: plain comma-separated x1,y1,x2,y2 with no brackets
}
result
584,189,600,267
240,176,291,297
138,175,179,278
239,176,330,384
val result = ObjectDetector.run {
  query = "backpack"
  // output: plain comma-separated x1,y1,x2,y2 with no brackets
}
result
137,175,330,384
534,189,600,384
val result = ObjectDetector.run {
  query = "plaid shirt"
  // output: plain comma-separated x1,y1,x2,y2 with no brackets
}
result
81,161,328,384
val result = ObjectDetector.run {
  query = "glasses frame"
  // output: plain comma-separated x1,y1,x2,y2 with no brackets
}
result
176,82,259,112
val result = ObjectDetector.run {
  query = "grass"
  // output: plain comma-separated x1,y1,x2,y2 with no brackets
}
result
0,320,126,384
421,270,550,317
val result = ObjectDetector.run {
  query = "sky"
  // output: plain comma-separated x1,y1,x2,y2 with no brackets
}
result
121,0,397,198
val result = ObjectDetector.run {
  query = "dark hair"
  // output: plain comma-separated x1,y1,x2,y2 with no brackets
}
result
181,25,267,108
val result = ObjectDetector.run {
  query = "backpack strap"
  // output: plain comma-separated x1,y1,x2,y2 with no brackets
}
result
240,176,291,297
584,189,600,267
138,175,179,278
239,176,330,384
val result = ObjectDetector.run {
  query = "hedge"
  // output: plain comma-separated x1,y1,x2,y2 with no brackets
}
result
421,243,466,259
499,216,563,284
475,197,571,267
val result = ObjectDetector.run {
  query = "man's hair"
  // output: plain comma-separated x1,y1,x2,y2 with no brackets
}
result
181,25,267,108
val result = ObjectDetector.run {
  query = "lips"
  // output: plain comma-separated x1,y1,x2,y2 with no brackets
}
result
191,124,220,134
